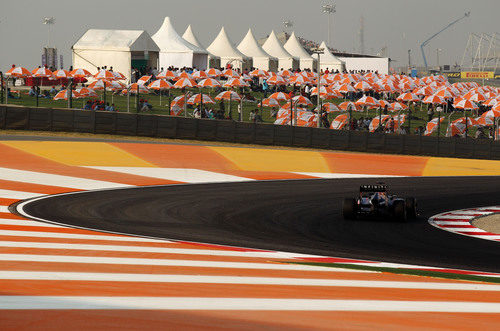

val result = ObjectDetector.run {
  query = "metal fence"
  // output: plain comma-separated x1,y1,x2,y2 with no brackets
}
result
1,105,499,160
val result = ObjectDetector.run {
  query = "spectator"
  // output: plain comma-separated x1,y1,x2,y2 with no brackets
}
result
49,86,57,95
249,110,255,122
28,86,37,97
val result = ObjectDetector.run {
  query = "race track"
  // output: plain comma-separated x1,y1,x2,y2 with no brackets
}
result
21,175,500,272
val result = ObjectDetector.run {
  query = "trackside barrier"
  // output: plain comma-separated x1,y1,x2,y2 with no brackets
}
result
0,104,499,160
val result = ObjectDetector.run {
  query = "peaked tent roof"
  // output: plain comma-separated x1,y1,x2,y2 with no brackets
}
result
313,41,344,64
73,29,159,52
261,30,295,59
207,27,249,59
237,29,274,58
152,17,207,54
182,25,219,58
283,31,313,59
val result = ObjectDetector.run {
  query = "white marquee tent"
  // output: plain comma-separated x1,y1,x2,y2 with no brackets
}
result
72,29,159,81
237,29,278,72
182,25,221,69
261,30,299,71
283,32,316,70
313,41,345,72
152,17,208,70
207,27,252,70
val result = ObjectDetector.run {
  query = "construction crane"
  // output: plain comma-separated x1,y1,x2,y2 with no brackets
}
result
420,11,470,69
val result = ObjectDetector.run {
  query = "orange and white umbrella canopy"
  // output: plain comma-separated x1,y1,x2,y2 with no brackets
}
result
148,79,172,90
317,102,340,113
127,83,149,94
424,117,445,136
197,78,221,88
93,69,115,80
481,108,500,119
474,116,494,127
223,78,249,88
137,75,152,86
87,79,112,90
338,101,362,111
353,81,373,91
369,115,391,132
336,83,356,94
173,78,197,89
268,92,290,101
390,102,408,111
157,70,177,80
222,68,240,78
423,95,446,104
385,114,407,132
266,75,287,85
107,80,126,91
31,67,53,78
53,89,81,100
356,95,379,107
6,66,31,77
112,71,126,80
70,68,92,78
171,95,187,108
453,99,478,110
465,92,487,103
330,113,349,130
296,111,318,128
258,98,280,107
177,71,194,80
206,68,222,77
278,69,293,77
434,88,456,99
289,75,311,86
249,69,268,77
215,90,241,101
484,98,500,107
187,93,215,105
396,92,419,102
76,87,98,97
192,70,208,80
52,69,71,79
378,100,391,109
292,95,313,106
492,102,500,112
414,86,436,96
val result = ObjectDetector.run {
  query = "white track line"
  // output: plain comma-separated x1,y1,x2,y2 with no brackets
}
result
86,167,253,184
1,271,499,290
292,172,401,179
0,230,171,243
0,254,367,272
0,167,130,190
0,241,318,258
1,297,500,312
0,219,62,227
0,206,10,213
0,189,42,200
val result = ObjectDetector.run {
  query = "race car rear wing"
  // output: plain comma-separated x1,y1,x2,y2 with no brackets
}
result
360,185,387,192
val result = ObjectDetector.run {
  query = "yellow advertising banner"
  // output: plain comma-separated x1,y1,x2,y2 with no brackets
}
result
460,71,494,79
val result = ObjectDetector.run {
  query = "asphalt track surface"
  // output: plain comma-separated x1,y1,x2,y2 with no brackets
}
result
21,176,500,273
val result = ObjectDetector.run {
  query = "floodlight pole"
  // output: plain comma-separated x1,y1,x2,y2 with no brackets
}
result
311,48,324,128
322,3,336,47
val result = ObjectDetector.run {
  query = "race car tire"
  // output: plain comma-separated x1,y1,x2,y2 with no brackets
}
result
342,198,357,220
394,200,407,222
405,197,417,219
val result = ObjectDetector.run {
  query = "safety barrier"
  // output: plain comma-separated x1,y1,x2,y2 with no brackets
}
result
1,104,499,160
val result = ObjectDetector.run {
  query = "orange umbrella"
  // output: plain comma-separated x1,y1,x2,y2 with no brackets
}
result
206,68,222,77
187,93,215,105
76,87,98,97
396,92,419,102
266,75,287,85
278,69,293,77
316,102,340,113
112,71,126,80
148,79,172,90
465,92,487,103
53,89,81,100
289,75,311,86
52,69,71,79
215,90,241,101
137,75,152,86
338,101,362,111
424,117,445,136
222,68,240,78
31,67,53,78
93,69,115,80
70,68,92,78
192,70,208,80
173,78,197,88
422,95,446,104
6,66,31,77
356,95,379,107
177,71,194,80
268,92,290,101
157,70,177,80
249,69,268,77
369,115,391,132
171,95,187,107
223,78,249,88
127,83,149,94
87,79,112,90
353,81,373,91
390,102,408,111
330,113,349,130
197,78,221,88
292,95,313,106
336,83,356,93
453,99,478,110
258,98,280,107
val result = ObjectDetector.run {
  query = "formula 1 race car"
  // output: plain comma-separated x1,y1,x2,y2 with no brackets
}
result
342,184,417,221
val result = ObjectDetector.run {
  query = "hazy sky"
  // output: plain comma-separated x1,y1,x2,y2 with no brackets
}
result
0,0,498,71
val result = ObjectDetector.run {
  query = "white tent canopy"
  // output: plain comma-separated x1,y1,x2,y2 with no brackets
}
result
283,32,315,70
182,25,220,69
237,29,278,72
152,17,208,70
207,27,252,70
313,41,345,72
72,29,159,81
261,30,299,71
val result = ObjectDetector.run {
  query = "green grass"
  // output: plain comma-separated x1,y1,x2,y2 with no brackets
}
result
2,86,482,137
290,261,500,284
